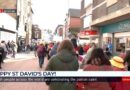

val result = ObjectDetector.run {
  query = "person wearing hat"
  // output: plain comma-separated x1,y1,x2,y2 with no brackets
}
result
110,56,130,90
110,56,125,71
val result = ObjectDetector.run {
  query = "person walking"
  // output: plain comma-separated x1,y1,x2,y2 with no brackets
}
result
0,43,4,69
47,42,54,60
45,39,79,90
10,41,17,58
104,47,112,59
1,41,8,60
37,42,46,68
49,42,60,58
80,43,96,68
78,44,84,55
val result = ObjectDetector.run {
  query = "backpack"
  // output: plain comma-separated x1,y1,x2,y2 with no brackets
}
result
37,45,45,55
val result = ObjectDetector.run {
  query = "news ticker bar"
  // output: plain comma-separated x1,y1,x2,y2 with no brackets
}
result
0,77,126,82
0,9,16,13
0,71,130,77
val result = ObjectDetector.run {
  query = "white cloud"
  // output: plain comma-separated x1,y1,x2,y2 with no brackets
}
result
32,0,81,31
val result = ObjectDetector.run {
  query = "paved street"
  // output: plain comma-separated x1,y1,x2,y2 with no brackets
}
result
0,52,49,90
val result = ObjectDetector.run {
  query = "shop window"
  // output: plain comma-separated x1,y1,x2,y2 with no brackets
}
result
126,37,130,48
116,38,125,52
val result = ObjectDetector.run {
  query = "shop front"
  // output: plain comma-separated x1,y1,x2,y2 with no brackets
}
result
101,19,130,54
78,30,99,45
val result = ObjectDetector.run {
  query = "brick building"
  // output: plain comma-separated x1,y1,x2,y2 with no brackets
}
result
64,8,81,38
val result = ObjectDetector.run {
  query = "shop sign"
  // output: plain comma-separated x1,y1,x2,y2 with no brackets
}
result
118,22,130,31
79,30,98,36
102,19,130,33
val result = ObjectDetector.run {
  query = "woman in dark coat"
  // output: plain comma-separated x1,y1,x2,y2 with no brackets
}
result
45,39,79,90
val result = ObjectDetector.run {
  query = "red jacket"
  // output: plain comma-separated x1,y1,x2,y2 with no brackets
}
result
110,82,130,90
77,65,112,90
83,44,90,53
110,68,130,90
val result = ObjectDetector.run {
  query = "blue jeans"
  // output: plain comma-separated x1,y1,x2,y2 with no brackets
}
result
38,56,44,68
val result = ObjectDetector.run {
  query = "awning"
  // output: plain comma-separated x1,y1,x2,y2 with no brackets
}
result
78,30,98,38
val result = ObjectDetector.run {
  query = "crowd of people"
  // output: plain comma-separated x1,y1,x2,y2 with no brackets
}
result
1,39,130,90
34,39,130,90
0,40,39,69
0,40,17,69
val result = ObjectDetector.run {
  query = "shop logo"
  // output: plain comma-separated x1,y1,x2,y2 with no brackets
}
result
118,22,130,31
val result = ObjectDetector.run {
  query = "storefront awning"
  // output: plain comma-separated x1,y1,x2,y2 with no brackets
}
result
78,30,98,38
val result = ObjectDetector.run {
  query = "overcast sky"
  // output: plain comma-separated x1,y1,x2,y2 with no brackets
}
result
32,0,81,31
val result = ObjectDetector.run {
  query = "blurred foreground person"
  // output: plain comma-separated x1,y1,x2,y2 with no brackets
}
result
78,45,84,55
80,43,96,68
110,56,125,71
104,47,112,59
47,42,54,60
1,41,8,60
36,42,46,68
49,42,60,58
83,43,90,53
77,48,112,90
124,50,130,71
110,56,130,90
0,43,4,69
45,39,79,90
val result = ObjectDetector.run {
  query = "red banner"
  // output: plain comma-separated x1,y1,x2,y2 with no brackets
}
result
79,30,98,36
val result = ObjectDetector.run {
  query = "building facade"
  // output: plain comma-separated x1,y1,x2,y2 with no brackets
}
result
53,25,63,42
92,0,130,54
79,0,99,44
32,25,41,40
0,0,17,42
0,0,17,19
81,0,92,29
17,0,33,45
41,29,53,43
64,9,81,38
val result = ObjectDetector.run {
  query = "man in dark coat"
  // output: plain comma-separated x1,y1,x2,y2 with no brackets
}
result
0,43,4,69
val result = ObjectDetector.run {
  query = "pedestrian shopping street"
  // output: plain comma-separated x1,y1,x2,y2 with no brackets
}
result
0,52,49,90
1,0,130,90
